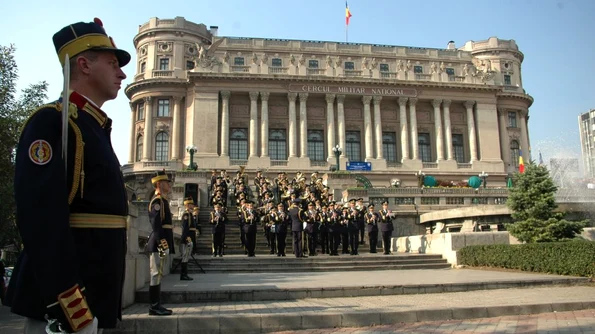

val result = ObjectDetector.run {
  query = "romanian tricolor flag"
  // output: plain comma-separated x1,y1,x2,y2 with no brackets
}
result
346,1,352,25
519,149,525,173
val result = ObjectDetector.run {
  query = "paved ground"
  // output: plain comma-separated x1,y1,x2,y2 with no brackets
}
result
271,309,595,333
0,305,25,334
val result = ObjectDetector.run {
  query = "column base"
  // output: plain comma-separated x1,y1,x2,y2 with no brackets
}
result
439,159,458,171
287,156,311,170
193,155,230,169
401,158,423,170
247,156,271,169
470,160,505,173
365,158,387,171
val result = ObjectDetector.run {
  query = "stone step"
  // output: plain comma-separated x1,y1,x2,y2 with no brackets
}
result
118,286,595,334
187,262,452,273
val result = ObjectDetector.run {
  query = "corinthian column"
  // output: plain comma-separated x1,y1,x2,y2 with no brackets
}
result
362,96,373,160
128,102,136,163
498,108,510,167
326,94,336,160
260,92,270,157
465,100,478,162
249,91,259,157
373,96,383,159
288,93,297,158
432,99,444,161
220,91,231,156
171,96,182,160
442,99,453,160
519,110,530,161
336,95,346,157
299,93,309,158
409,98,418,160
142,96,153,161
398,97,409,160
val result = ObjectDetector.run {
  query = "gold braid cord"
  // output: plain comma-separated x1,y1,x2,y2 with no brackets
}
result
68,118,84,205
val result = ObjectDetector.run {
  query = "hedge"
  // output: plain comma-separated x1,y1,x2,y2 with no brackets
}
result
458,240,595,277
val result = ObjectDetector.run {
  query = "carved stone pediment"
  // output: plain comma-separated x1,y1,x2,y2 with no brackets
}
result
155,121,170,132
156,41,173,54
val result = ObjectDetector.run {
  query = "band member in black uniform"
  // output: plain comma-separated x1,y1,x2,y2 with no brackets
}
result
341,204,352,254
266,206,277,255
147,170,174,316
191,207,200,254
179,198,195,281
6,18,131,332
318,204,330,254
289,199,306,258
328,203,341,256
348,201,360,255
242,201,258,257
208,169,217,206
379,200,395,255
210,203,226,257
366,204,380,253
273,202,289,256
356,198,367,245
304,202,317,256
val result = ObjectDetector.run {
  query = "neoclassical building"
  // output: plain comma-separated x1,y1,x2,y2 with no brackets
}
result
124,16,533,192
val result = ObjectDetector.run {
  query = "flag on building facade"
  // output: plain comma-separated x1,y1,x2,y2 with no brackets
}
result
346,1,352,25
519,149,525,173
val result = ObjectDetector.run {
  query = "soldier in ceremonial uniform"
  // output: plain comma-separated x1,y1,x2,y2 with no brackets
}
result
210,203,227,257
179,198,195,281
242,201,258,257
147,170,174,316
6,18,130,333
191,207,200,254
379,200,394,255
289,199,307,258
366,204,380,253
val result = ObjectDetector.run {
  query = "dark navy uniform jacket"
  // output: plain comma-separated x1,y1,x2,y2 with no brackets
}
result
241,209,258,234
289,205,304,232
366,212,380,232
6,92,128,330
181,210,192,244
148,194,174,254
210,210,227,234
379,209,395,232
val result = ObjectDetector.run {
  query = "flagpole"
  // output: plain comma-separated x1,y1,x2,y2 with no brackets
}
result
346,24,348,43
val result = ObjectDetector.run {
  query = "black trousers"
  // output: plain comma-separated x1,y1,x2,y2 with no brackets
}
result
341,232,349,253
359,223,365,243
292,231,303,257
306,232,316,255
239,225,246,248
269,231,277,254
245,230,256,256
212,232,223,255
329,232,341,255
382,231,392,254
319,230,329,254
368,230,378,253
349,230,359,254
276,232,287,255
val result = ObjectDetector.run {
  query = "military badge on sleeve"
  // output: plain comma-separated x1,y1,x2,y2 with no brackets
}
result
28,140,53,165
154,204,161,211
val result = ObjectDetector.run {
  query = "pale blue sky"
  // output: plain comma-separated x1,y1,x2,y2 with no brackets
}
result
2,0,594,168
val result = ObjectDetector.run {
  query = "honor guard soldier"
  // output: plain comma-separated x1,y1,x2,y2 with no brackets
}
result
191,207,200,254
147,170,174,316
379,201,395,255
366,204,380,253
210,203,226,257
179,198,195,281
5,18,130,333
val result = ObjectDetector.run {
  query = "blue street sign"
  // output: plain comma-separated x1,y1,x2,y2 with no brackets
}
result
346,161,372,171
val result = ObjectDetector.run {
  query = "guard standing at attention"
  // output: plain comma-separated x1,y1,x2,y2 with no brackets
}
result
5,18,130,333
179,197,195,281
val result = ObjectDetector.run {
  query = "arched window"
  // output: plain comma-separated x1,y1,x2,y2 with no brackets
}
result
345,131,361,161
307,130,325,161
452,134,465,163
155,132,169,161
269,129,287,160
510,140,520,170
382,132,397,162
418,133,432,162
229,128,248,160
136,135,143,162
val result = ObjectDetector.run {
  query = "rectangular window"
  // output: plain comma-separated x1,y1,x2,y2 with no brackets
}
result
157,99,170,117
452,134,465,163
186,60,194,70
414,65,423,73
269,129,287,160
159,58,169,70
234,57,245,66
508,111,517,128
271,58,282,67
418,133,432,162
229,128,248,160
345,131,361,161
380,63,389,72
307,130,325,161
504,74,511,85
344,61,355,70
308,60,319,68
140,62,146,73
446,68,455,76
137,103,145,121
382,132,397,162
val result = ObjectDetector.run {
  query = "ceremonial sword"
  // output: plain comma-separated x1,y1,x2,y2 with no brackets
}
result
62,54,69,178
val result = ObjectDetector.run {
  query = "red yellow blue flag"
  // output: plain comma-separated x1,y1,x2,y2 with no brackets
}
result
519,149,525,173
346,2,352,25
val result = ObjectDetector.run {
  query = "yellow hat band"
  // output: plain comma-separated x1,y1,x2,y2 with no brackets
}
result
151,175,169,184
184,200,194,205
58,34,113,66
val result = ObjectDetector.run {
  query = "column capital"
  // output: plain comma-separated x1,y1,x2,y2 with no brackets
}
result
288,92,297,102
397,97,408,106
336,94,345,103
143,96,152,103
408,97,418,106
464,100,476,109
260,91,270,101
442,99,451,108
129,101,135,111
220,90,231,100
431,99,442,108
373,95,383,104
325,94,336,104
362,95,372,105
172,95,182,103
298,92,309,102
249,91,260,101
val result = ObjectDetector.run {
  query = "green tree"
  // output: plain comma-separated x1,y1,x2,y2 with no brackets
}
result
505,163,588,243
0,44,49,251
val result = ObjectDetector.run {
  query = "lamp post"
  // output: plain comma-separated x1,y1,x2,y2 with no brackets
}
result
332,145,342,171
415,170,425,188
479,171,489,189
185,145,198,171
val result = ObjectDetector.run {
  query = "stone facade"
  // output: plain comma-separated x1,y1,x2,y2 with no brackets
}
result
123,16,533,202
